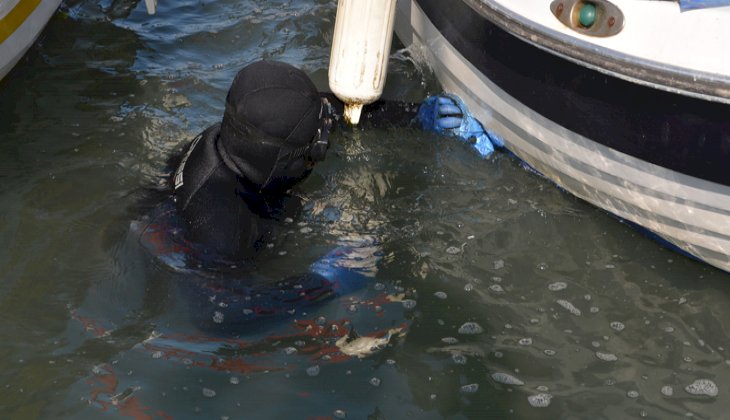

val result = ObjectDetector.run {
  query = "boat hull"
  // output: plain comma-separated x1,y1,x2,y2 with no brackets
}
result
0,0,62,80
394,0,730,272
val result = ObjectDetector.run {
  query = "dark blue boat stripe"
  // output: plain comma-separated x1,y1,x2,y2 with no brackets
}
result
415,0,730,187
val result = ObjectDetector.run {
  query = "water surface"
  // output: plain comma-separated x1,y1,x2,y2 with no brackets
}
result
1,1,730,419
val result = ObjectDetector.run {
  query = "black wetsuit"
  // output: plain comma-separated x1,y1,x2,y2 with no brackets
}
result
172,93,418,261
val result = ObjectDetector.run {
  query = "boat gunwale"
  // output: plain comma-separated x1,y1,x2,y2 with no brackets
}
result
462,0,730,105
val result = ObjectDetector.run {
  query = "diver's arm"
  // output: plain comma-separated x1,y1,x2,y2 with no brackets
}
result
320,92,420,129
321,92,504,157
176,245,377,331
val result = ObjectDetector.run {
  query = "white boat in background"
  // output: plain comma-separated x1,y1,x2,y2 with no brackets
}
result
0,0,62,80
394,0,730,272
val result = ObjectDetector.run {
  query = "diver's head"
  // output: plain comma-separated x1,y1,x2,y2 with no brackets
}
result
219,60,331,193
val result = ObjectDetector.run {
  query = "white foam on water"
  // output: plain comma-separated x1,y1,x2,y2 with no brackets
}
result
306,365,320,377
595,352,618,362
519,338,533,346
402,299,417,309
610,321,625,332
446,246,461,254
527,393,552,408
458,322,484,335
491,372,524,386
460,383,479,393
685,379,718,397
557,300,581,316
547,282,567,291
452,354,467,365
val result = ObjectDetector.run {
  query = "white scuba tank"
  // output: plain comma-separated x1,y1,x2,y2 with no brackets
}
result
328,0,397,125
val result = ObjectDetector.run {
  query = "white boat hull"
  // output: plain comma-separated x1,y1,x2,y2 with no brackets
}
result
0,0,62,80
395,0,730,272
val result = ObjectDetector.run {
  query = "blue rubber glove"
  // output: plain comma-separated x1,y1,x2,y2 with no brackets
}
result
680,0,730,11
417,94,503,158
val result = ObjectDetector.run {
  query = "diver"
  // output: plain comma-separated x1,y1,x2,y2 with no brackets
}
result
138,60,500,328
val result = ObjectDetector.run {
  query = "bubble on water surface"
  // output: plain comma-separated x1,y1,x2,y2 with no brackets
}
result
434,291,448,299
493,260,505,270
661,385,673,397
595,352,618,362
610,321,625,332
627,390,639,398
527,393,552,407
333,409,346,418
402,299,417,309
464,284,474,292
202,388,216,398
284,347,297,355
519,338,533,346
374,282,385,291
369,377,381,387
306,365,320,377
299,227,312,234
685,379,718,397
452,354,467,365
489,284,504,293
442,337,459,344
460,383,479,393
446,246,461,255
556,299,581,316
491,372,524,386
212,311,224,324
151,351,163,359
458,322,484,335
547,282,567,291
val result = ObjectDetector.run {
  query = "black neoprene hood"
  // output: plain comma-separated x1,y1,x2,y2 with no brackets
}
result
218,60,322,189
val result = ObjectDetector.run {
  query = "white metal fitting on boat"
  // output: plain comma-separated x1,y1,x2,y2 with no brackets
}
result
328,0,397,125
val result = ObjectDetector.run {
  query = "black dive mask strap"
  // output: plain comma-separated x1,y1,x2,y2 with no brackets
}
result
259,98,332,190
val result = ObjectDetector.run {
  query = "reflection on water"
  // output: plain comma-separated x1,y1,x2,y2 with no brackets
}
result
1,0,730,418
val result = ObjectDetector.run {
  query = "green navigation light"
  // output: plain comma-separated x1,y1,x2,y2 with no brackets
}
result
579,2,597,28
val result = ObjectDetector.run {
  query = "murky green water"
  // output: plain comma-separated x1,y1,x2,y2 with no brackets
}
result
2,1,730,419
